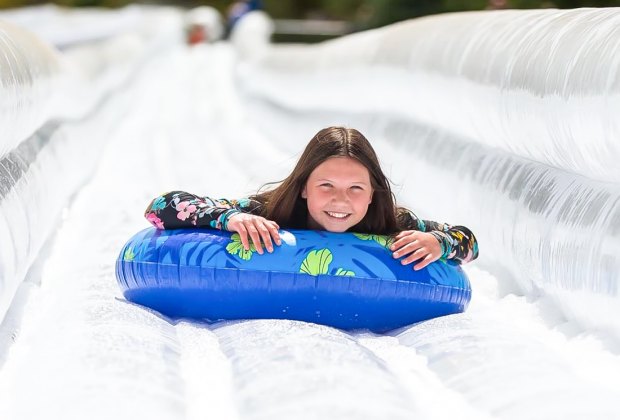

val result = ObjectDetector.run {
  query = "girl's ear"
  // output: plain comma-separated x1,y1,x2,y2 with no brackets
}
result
368,189,373,204
301,185,307,199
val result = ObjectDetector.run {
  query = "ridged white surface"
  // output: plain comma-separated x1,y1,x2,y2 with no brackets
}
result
0,20,60,158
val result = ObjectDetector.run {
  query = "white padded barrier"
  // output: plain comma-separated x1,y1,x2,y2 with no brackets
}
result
0,6,184,148
0,4,143,49
0,20,61,159
0,7,184,324
233,8,620,338
237,8,620,183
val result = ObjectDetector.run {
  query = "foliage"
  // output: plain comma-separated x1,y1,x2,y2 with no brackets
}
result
300,248,332,275
2,0,618,13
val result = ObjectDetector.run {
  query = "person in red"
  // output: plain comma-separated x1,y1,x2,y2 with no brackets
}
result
145,127,479,270
186,24,207,45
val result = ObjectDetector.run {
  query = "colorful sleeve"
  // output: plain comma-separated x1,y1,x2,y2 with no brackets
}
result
398,210,479,264
144,191,263,230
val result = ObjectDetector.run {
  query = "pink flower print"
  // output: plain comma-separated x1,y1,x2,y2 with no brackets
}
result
146,213,165,229
177,201,197,221
461,249,474,263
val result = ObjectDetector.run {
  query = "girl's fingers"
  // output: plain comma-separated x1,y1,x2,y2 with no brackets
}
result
392,240,419,257
235,224,251,251
400,247,428,265
391,233,419,250
266,222,281,246
414,253,436,271
255,219,274,253
391,238,413,251
231,216,281,254
393,230,412,241
245,222,264,254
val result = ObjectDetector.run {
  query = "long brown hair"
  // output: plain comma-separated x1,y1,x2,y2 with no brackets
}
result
251,127,407,234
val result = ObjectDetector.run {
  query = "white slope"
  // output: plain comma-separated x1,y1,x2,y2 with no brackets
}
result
0,43,618,420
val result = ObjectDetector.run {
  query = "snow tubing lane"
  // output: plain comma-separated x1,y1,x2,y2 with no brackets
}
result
115,228,472,332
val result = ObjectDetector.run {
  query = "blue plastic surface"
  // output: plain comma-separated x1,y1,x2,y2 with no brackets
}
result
115,228,472,332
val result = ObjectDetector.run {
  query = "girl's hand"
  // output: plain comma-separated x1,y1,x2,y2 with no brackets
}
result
390,230,442,270
227,213,281,254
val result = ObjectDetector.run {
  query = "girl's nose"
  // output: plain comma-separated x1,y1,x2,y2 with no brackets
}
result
332,189,348,202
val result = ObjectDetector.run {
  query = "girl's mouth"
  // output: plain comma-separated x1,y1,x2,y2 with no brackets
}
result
325,211,351,220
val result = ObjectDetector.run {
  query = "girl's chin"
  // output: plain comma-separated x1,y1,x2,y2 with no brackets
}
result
319,219,354,232
324,226,349,233
308,214,357,232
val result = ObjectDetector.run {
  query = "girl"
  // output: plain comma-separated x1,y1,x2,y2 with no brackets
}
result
145,127,478,270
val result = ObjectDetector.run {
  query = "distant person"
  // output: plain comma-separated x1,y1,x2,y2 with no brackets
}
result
225,0,263,38
186,24,207,45
144,127,479,269
185,6,224,45
486,0,509,9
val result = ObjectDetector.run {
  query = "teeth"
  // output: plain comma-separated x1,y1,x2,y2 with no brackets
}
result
327,211,349,219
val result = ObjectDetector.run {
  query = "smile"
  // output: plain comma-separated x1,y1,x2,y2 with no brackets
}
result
325,211,351,220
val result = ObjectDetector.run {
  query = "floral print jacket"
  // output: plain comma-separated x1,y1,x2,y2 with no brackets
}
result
145,190,479,264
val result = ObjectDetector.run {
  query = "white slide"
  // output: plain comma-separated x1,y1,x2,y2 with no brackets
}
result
0,7,619,420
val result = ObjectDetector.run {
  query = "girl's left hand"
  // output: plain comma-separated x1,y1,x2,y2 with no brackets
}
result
390,230,442,270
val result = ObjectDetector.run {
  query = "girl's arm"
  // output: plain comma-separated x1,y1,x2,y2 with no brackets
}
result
144,190,262,230
398,210,479,264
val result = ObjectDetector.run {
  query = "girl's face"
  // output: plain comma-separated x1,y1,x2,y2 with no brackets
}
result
301,156,373,232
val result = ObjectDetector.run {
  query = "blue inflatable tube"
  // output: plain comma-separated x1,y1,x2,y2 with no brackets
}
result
115,228,471,332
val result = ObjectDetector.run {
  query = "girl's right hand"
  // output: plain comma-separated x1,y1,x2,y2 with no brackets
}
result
226,213,281,254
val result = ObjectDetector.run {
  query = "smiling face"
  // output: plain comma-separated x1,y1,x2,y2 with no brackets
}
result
301,156,373,232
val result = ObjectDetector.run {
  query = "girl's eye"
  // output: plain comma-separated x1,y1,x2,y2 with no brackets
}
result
351,186,364,191
319,183,332,188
